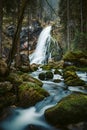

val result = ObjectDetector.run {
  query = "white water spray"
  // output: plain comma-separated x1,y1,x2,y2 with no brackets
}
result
30,26,52,64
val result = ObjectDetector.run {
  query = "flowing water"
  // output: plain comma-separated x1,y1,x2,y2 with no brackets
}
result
0,68,87,130
1,25,87,130
30,26,52,64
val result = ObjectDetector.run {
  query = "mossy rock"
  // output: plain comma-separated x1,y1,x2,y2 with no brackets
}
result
63,51,87,67
41,65,53,70
7,72,23,85
64,66,77,72
30,64,38,71
63,70,85,86
22,73,43,87
38,72,46,80
18,82,49,108
19,65,31,73
45,93,87,125
0,82,12,94
45,71,54,80
65,77,85,86
0,93,16,111
53,79,61,83
54,69,62,75
0,59,9,77
63,71,77,79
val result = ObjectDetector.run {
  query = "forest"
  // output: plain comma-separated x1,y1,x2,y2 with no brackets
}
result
0,0,87,130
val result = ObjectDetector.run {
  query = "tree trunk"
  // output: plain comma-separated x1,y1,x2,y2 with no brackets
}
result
80,0,83,32
67,0,70,50
0,0,3,59
7,0,29,68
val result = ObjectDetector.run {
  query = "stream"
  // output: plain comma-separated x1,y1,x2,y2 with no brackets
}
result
0,68,87,130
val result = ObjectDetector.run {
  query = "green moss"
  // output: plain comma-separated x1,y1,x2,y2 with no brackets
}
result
0,82,12,94
21,73,43,87
77,67,87,72
41,65,53,71
63,70,85,86
19,65,31,73
7,73,23,85
18,82,49,107
63,51,87,67
64,66,77,72
45,94,87,125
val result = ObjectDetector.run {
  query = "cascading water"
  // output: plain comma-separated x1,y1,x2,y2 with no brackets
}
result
30,26,52,64
0,69,87,130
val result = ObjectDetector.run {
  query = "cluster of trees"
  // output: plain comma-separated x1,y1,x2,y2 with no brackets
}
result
0,0,58,68
58,0,87,52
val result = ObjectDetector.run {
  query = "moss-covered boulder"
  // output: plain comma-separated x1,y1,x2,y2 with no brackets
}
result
0,93,16,111
38,72,46,80
63,70,85,86
64,66,77,72
45,94,87,125
7,72,23,85
45,71,54,80
63,51,87,67
38,71,54,80
19,65,31,73
41,65,53,71
22,73,43,87
18,82,49,107
0,60,9,77
0,82,12,94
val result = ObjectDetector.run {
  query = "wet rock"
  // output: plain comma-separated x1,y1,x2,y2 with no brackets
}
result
45,71,54,80
38,72,46,80
45,93,87,125
18,82,49,108
38,71,54,80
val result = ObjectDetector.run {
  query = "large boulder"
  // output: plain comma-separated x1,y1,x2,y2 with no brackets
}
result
7,72,23,85
45,71,54,80
38,71,54,80
63,70,85,86
0,93,16,111
45,94,87,125
21,73,43,87
63,51,87,67
18,82,49,108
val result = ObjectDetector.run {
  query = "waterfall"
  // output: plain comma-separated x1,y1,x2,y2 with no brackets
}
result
30,26,52,64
